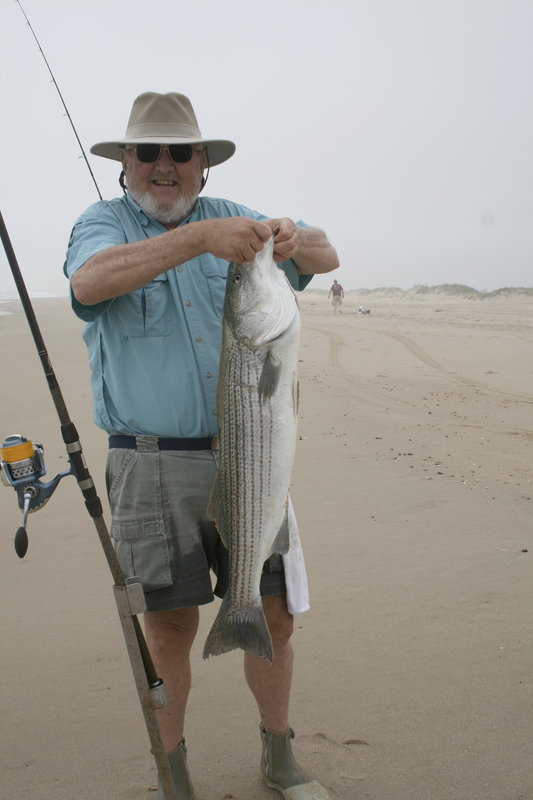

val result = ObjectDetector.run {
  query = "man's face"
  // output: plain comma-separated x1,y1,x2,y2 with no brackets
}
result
121,145,206,228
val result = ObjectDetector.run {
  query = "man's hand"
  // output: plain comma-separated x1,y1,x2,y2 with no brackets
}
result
200,217,272,263
263,218,301,263
264,218,340,275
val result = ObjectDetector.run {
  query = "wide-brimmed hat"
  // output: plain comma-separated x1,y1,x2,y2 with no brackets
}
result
90,92,236,167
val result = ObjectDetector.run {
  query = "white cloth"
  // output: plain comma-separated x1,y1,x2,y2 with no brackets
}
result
282,497,310,618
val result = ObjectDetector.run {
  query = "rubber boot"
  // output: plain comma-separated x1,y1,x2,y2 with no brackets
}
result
260,725,330,800
154,740,194,800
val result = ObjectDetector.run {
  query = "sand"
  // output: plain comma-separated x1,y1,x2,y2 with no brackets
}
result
1,293,532,800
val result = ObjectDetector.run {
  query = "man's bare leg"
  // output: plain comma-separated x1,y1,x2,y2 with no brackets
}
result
243,594,294,731
144,606,199,751
244,596,330,797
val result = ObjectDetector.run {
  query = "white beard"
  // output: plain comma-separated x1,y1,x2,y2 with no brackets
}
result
129,184,199,225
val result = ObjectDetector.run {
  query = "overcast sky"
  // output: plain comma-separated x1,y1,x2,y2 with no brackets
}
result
0,0,531,295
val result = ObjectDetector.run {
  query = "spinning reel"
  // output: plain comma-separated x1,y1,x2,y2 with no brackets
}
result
0,434,77,558
0,205,175,795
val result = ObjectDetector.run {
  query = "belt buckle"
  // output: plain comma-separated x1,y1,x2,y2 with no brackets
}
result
211,435,219,451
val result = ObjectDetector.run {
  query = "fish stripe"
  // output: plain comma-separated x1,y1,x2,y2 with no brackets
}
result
220,340,276,607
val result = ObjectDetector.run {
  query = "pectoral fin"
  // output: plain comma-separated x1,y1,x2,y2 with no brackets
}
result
258,351,282,403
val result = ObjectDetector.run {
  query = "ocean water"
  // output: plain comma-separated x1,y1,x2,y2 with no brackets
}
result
0,291,68,315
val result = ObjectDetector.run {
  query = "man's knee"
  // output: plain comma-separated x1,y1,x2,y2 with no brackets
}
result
144,607,200,655
263,595,294,647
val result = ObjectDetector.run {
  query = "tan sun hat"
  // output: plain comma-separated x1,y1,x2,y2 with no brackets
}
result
90,92,236,167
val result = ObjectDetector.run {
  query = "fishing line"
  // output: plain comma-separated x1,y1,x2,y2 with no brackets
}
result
15,0,103,200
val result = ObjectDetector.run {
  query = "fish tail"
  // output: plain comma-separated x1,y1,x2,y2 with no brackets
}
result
202,596,273,663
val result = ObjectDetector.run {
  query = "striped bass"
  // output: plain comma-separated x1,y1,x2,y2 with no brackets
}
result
203,235,300,663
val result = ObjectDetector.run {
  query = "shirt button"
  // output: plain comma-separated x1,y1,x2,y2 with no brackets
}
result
178,267,182,273
186,301,191,307
212,409,217,415
121,335,128,341
206,372,211,378
196,336,201,342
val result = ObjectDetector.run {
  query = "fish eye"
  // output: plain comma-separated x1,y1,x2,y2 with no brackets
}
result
233,272,242,283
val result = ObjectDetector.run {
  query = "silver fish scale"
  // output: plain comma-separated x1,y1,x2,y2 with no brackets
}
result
218,334,274,609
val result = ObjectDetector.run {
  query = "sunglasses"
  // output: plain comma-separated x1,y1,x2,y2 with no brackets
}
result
125,143,204,164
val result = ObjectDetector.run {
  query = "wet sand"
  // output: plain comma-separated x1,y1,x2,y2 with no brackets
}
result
1,293,532,799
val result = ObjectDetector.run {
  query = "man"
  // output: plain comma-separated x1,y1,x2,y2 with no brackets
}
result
328,279,344,313
64,92,338,800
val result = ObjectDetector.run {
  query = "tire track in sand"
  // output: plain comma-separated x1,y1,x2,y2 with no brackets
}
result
304,324,533,405
301,326,346,369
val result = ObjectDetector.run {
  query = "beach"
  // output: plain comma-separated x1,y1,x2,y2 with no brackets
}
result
1,292,532,800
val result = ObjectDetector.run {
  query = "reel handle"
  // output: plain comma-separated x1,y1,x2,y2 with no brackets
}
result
13,487,35,558
14,526,29,559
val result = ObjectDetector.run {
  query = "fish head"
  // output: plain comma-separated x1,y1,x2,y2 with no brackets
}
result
224,236,298,349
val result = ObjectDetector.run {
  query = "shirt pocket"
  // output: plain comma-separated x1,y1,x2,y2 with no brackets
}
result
202,260,229,320
115,273,173,338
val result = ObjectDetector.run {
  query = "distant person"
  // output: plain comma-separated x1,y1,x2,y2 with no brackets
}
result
328,279,344,313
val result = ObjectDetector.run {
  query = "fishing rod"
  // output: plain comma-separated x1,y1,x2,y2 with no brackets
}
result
2,7,178,798
0,214,177,800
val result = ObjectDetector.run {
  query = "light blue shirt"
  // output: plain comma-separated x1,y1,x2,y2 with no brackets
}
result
64,194,311,438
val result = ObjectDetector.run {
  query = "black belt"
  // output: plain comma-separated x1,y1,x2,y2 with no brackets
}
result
108,435,218,451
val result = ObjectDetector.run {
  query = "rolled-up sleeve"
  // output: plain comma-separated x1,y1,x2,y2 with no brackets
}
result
63,202,129,321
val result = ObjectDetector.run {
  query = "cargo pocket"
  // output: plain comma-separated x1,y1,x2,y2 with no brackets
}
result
107,448,173,591
112,515,172,591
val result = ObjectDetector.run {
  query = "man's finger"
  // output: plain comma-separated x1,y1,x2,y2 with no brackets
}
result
274,227,292,242
252,220,275,241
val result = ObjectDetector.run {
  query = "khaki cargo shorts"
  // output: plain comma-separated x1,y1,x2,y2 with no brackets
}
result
106,436,285,612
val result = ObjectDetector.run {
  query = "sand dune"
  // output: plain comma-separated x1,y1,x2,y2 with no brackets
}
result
1,293,532,799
